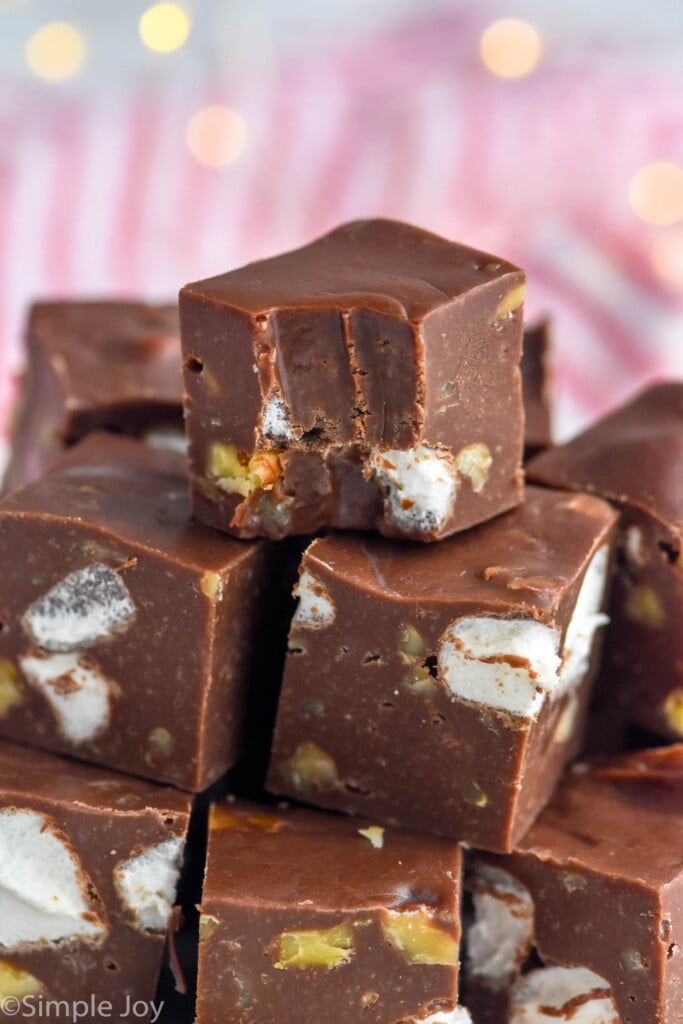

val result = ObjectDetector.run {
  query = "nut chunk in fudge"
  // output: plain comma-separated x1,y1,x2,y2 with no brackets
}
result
463,745,683,1024
0,433,267,791
0,739,190,1015
196,800,472,1024
528,382,683,742
268,486,617,853
180,218,525,541
3,300,184,494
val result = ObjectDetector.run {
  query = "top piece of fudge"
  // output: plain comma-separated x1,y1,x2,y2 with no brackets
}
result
528,382,683,741
464,745,683,1024
3,300,183,494
196,799,470,1024
180,218,525,541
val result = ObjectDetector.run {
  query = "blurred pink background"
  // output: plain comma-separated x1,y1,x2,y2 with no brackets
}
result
1,0,683,462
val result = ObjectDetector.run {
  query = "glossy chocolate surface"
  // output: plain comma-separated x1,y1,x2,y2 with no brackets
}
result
185,219,520,316
0,739,190,1015
0,433,267,790
3,301,183,494
196,800,464,1024
181,218,525,541
528,382,683,741
268,486,617,852
528,382,683,529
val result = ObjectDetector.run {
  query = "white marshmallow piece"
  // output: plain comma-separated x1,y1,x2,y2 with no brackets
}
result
624,525,646,567
116,837,184,932
510,965,620,1023
20,652,114,743
144,426,189,455
438,544,611,719
0,809,104,948
560,545,610,689
369,445,455,534
467,864,534,980
292,570,335,628
438,617,561,717
261,396,294,441
24,563,135,652
413,1009,474,1024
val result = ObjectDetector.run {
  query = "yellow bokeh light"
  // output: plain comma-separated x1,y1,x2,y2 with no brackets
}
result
139,3,190,54
651,230,683,289
629,162,683,227
186,105,248,168
480,18,542,79
25,22,85,81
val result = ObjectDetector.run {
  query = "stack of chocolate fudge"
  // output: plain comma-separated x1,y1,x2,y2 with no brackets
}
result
0,219,681,1024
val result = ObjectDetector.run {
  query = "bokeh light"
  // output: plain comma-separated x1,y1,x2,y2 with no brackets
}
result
629,162,683,226
186,105,248,168
480,18,542,79
651,230,683,289
139,3,191,54
25,22,85,81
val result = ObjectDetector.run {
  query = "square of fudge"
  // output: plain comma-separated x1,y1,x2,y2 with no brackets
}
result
3,300,183,494
180,218,525,541
267,486,617,852
196,799,472,1024
521,321,553,459
0,432,267,791
463,745,683,1024
528,382,683,742
0,738,190,1015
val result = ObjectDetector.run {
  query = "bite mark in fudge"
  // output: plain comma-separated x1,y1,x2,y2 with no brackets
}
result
3,301,183,494
268,487,617,852
0,740,191,1013
196,800,471,1024
463,745,683,1024
527,382,683,742
180,218,525,541
0,432,268,790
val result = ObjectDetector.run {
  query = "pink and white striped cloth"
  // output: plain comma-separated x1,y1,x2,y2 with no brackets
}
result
1,8,682,453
